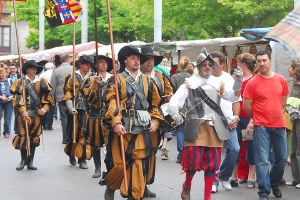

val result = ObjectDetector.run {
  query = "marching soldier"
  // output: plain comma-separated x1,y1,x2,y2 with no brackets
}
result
11,60,55,171
81,55,113,178
140,46,173,198
63,55,93,169
103,46,163,200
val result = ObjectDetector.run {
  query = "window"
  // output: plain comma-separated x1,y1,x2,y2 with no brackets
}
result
0,26,11,53
3,27,10,47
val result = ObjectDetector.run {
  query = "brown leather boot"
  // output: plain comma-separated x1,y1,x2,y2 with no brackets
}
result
181,184,191,200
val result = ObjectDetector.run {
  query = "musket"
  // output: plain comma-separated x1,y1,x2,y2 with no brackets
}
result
12,0,30,156
72,24,76,144
105,0,128,192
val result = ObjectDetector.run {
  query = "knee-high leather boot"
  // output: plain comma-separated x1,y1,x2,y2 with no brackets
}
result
78,158,88,169
27,147,37,170
16,149,27,171
92,149,101,178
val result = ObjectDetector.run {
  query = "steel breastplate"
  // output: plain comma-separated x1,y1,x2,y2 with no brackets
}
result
125,78,146,111
25,82,40,111
76,90,88,111
75,74,88,111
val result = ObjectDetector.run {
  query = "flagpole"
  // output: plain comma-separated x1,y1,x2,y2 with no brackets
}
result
106,0,128,192
12,0,31,156
72,23,76,145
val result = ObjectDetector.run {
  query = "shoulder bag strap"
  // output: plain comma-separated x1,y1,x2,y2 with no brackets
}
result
121,72,149,110
192,86,229,129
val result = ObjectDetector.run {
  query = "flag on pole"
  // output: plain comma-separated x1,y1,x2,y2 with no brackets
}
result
44,0,82,28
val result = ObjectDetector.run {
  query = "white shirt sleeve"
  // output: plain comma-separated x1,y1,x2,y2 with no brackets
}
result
169,83,189,109
221,73,239,102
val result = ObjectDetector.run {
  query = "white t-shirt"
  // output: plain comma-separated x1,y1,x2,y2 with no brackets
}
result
39,70,53,83
214,72,239,123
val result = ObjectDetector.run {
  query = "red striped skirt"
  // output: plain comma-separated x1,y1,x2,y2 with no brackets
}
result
181,146,222,172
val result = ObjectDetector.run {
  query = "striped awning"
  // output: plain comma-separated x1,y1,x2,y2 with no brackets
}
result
265,7,300,58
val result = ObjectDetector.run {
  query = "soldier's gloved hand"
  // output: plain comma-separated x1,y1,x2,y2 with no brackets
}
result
232,67,243,92
136,110,151,126
166,106,184,125
66,100,77,115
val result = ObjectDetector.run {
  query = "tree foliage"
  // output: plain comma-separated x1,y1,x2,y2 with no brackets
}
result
14,0,293,50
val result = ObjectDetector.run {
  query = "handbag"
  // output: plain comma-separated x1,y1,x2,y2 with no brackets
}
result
242,129,253,140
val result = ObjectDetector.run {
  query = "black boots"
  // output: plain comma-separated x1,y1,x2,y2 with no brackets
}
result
27,147,37,170
78,158,88,169
16,147,37,171
104,187,115,200
69,156,77,166
92,149,101,178
16,149,27,171
144,186,156,198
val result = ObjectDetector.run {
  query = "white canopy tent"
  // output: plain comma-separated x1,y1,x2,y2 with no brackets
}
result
0,37,268,73
174,37,268,63
0,41,102,62
78,37,267,63
0,54,19,61
78,41,147,57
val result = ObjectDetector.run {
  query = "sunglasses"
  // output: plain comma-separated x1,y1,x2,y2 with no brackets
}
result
200,62,214,68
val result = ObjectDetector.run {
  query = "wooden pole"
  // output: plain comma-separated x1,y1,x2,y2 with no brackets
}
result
12,0,30,156
93,0,99,74
105,0,128,192
72,23,76,144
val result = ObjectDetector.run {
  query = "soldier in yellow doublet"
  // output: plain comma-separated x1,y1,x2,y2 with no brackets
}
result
103,46,163,200
11,60,55,171
140,46,173,198
81,55,112,178
63,55,93,169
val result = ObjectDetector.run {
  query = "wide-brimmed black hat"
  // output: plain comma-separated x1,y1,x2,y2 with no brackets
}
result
37,60,48,66
22,60,43,75
78,55,94,65
94,55,113,73
195,47,218,68
141,46,163,66
118,46,148,72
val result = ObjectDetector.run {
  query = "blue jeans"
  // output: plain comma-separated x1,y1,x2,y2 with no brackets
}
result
253,126,287,196
58,101,68,142
236,117,255,164
218,128,240,181
0,101,13,134
175,124,184,162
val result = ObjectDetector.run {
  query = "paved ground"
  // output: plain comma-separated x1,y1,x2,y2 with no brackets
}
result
0,119,299,200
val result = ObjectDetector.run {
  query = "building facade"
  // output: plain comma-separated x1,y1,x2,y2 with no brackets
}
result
0,1,33,56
